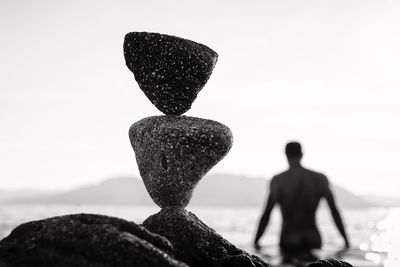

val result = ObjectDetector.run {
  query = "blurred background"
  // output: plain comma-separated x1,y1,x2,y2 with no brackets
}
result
1,0,399,266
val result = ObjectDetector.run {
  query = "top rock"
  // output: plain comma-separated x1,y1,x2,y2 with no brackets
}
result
124,32,218,115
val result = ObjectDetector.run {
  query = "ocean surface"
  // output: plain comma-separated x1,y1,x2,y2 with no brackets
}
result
0,204,399,267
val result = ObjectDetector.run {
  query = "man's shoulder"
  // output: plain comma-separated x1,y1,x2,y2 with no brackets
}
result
302,168,330,189
272,170,290,180
270,170,292,186
302,167,327,179
273,168,326,178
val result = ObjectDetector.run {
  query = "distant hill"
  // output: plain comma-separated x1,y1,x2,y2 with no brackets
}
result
361,195,400,207
4,173,372,209
0,189,45,202
191,174,266,207
192,174,372,209
6,177,153,205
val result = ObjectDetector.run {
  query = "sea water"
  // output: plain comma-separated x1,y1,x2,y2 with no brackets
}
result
0,204,398,266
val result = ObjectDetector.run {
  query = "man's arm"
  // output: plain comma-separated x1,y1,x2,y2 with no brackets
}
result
254,179,278,250
322,176,350,248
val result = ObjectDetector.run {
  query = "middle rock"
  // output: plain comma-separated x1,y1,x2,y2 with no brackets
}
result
129,116,233,208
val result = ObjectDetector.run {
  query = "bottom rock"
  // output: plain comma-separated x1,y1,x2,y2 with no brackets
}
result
307,259,353,267
143,208,270,267
0,214,188,267
0,258,10,267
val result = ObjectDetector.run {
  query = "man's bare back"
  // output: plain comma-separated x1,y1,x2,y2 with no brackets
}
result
271,166,329,249
254,142,349,262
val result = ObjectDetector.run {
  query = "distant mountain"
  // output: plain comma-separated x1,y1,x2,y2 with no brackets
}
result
5,174,372,209
7,177,153,205
0,189,46,202
193,174,372,209
330,184,374,209
361,195,400,207
191,174,266,208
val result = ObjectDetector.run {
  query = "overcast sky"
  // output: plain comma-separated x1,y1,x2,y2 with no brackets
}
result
1,0,399,196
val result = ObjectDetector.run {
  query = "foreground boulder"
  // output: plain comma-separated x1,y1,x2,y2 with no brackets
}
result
0,258,9,267
143,208,270,267
308,259,353,267
0,214,188,267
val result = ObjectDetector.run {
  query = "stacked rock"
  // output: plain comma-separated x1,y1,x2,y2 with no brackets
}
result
124,32,268,267
124,32,233,209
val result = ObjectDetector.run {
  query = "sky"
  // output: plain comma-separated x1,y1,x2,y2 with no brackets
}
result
0,0,399,196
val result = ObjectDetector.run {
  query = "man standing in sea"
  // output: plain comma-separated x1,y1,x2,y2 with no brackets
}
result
254,142,350,263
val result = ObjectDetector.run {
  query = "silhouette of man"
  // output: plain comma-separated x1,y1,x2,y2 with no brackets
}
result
254,142,349,262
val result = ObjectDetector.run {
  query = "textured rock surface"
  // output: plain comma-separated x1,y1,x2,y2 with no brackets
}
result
124,32,218,115
129,115,233,208
307,259,353,267
0,214,188,267
0,258,9,267
143,208,270,267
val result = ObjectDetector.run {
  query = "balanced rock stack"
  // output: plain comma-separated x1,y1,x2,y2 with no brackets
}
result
124,32,232,208
124,32,267,267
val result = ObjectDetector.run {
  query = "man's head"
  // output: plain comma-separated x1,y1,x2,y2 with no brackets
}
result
285,142,303,164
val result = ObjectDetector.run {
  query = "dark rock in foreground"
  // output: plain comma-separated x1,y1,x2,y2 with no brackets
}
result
0,258,10,267
143,208,270,267
0,214,188,267
307,259,353,267
129,115,233,208
124,32,218,115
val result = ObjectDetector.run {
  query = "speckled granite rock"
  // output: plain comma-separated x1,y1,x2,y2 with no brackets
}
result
0,214,188,267
143,208,269,267
0,258,10,267
307,259,353,267
124,32,218,115
129,115,233,208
